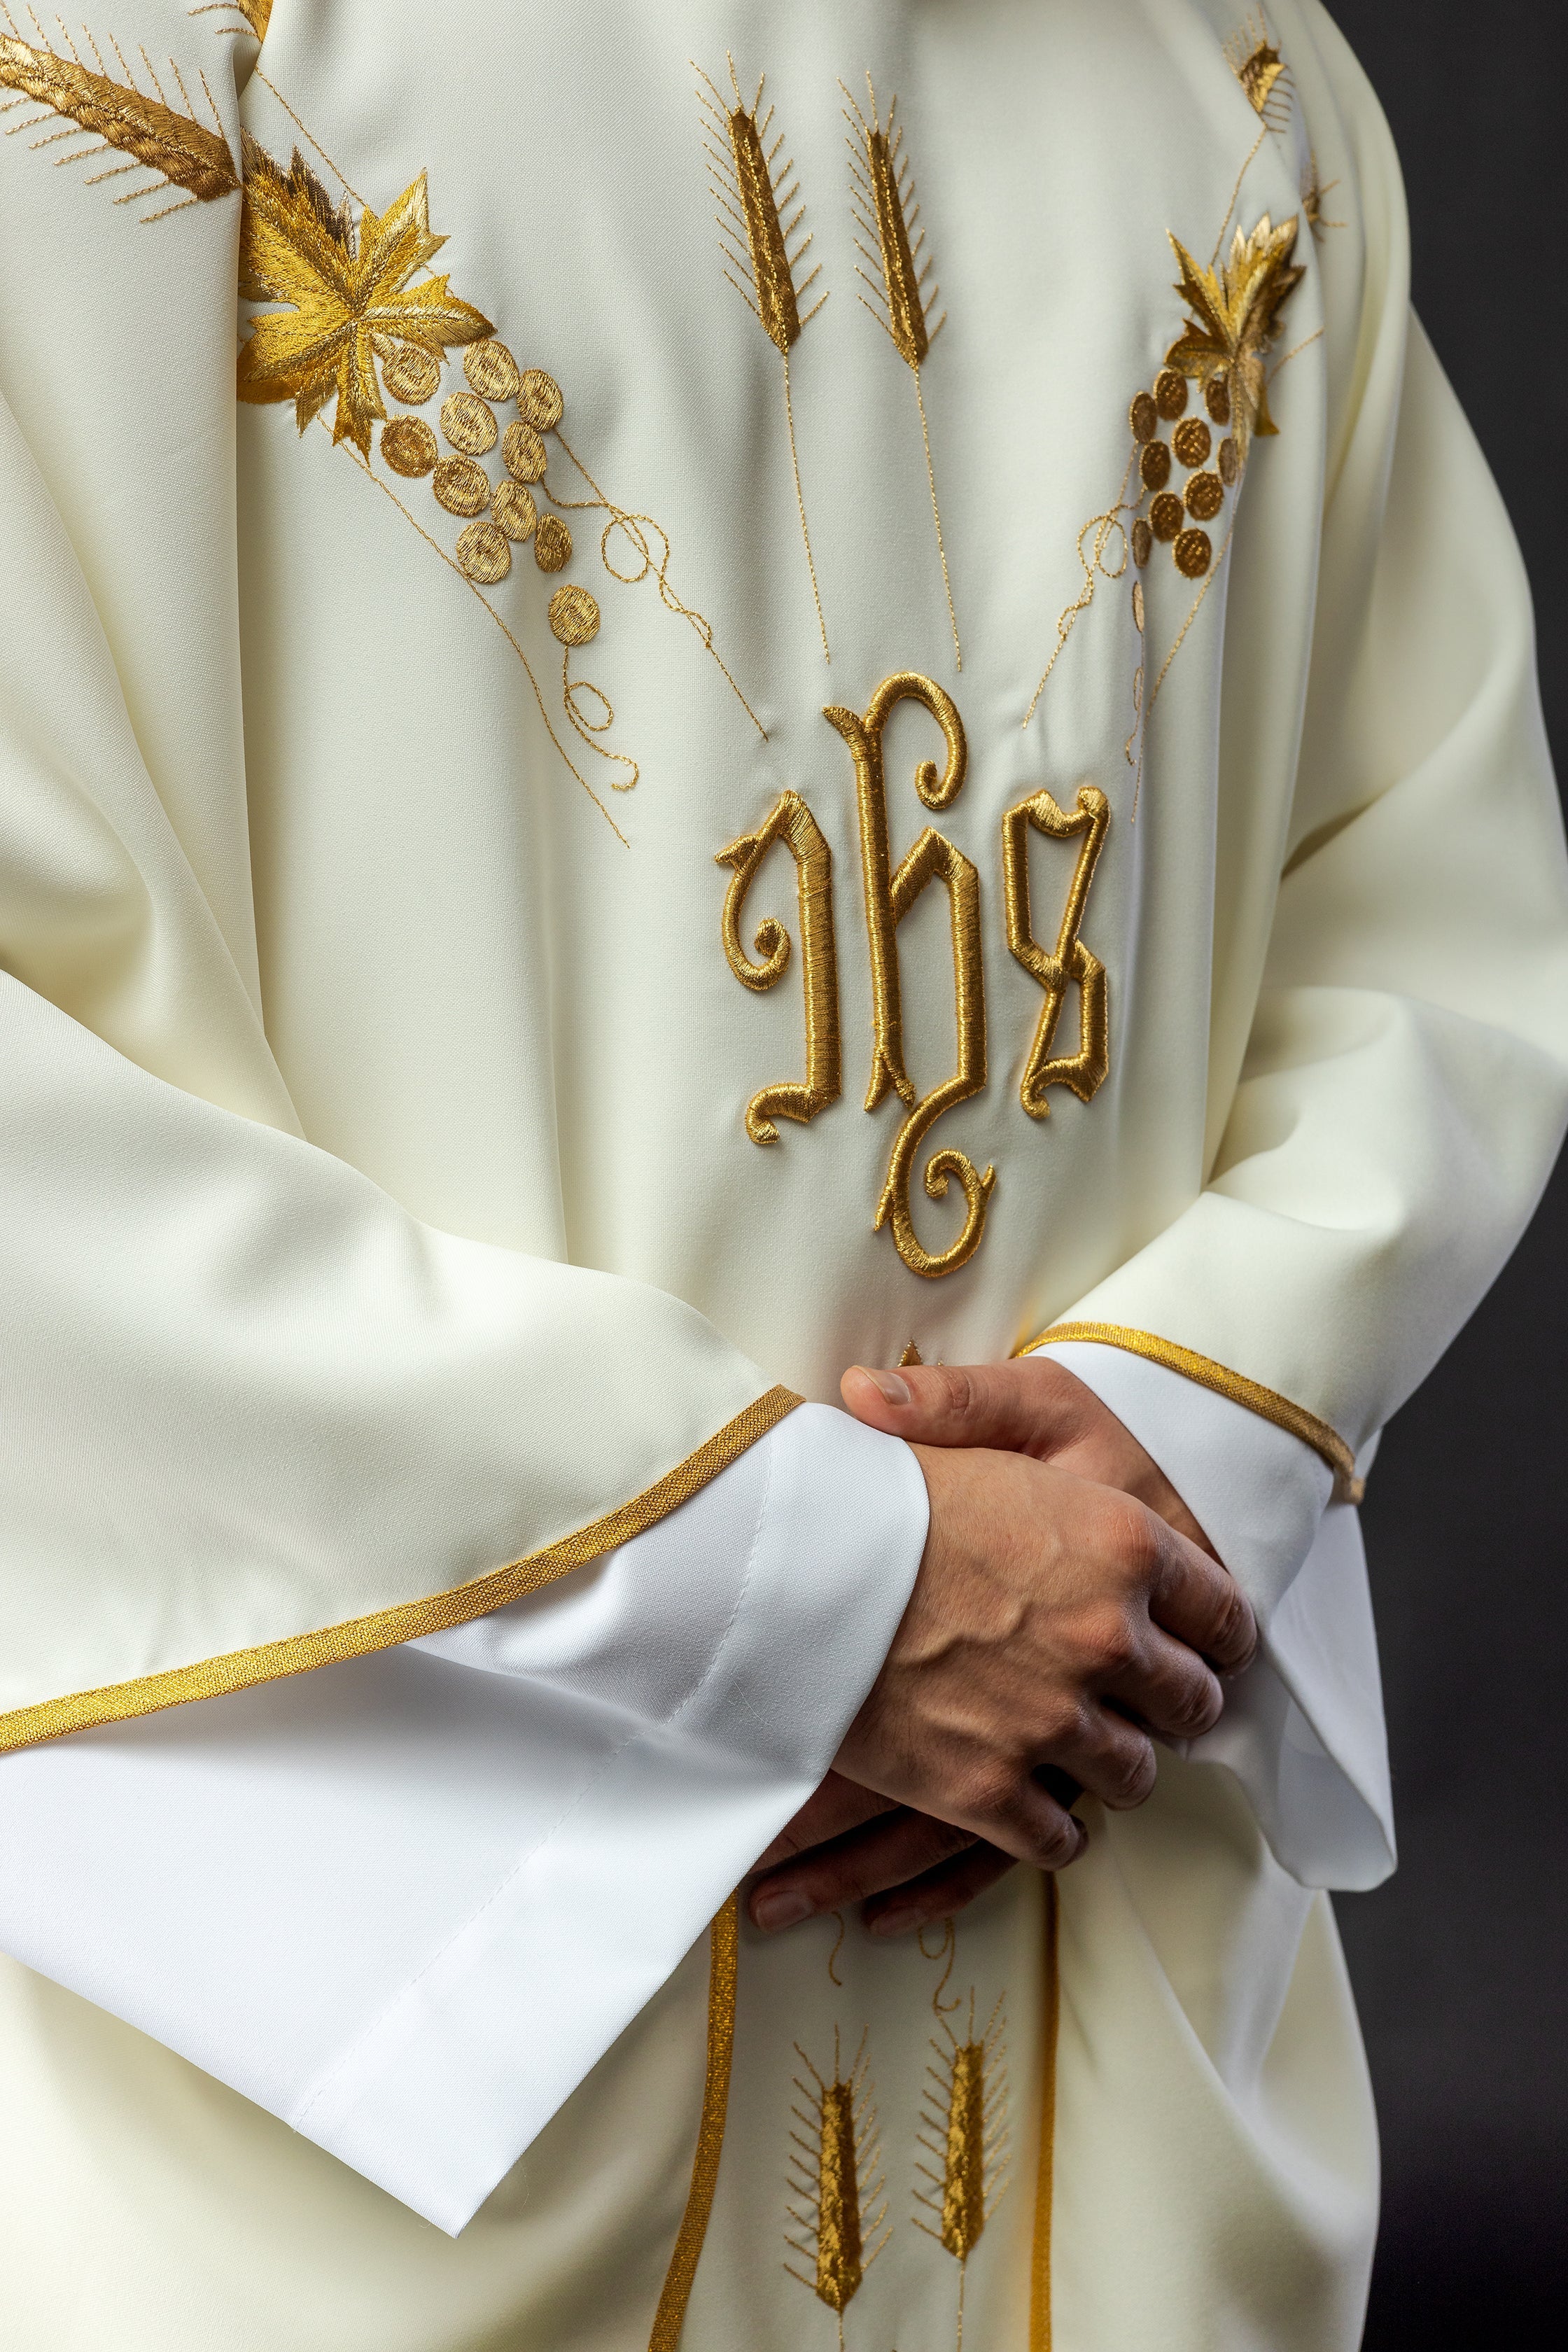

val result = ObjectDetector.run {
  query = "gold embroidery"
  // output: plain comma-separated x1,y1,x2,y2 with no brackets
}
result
1149,490,1182,542
518,366,565,429
1205,374,1232,425
503,418,548,483
1154,367,1188,420
382,341,440,403
0,1390,802,1754
549,583,601,646
1217,433,1239,485
1130,517,1152,568
1301,152,1343,240
844,75,961,670
1016,1323,1365,1503
1224,10,1292,132
456,518,510,583
433,453,490,515
462,336,519,400
899,1341,924,1368
1172,416,1211,469
380,416,436,477
190,0,272,38
647,1897,740,2352
1,17,237,215
1028,1876,1060,2352
916,1989,1012,2352
716,791,842,1144
1139,439,1172,493
697,56,831,661
534,512,572,570
440,388,497,455
825,676,995,1280
1186,468,1224,521
1001,786,1110,1119
492,480,537,541
236,139,491,455
344,433,631,843
1166,214,1305,465
786,2030,890,2340
1129,391,1157,443
1173,526,1212,578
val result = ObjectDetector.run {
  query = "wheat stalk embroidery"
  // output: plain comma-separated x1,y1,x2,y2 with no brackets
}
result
696,55,830,662
787,2029,890,2349
844,74,960,671
0,8,237,221
915,1989,1011,2352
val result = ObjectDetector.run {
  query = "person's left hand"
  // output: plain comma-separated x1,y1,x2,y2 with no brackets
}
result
747,1354,1221,1940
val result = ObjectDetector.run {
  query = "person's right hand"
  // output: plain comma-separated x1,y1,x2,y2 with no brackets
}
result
832,1441,1258,1872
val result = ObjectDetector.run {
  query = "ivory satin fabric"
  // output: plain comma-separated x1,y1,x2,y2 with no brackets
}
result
1,0,1564,2344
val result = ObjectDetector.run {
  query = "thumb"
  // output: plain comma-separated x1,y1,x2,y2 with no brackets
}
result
840,1358,1073,1451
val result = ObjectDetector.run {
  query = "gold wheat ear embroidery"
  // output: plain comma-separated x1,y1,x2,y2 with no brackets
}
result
696,55,830,662
0,10,237,220
788,2030,890,2351
916,1989,1012,2352
1301,153,1343,240
1224,10,1293,132
844,75,960,671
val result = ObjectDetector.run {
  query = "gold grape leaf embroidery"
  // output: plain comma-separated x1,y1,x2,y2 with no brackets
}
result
1164,212,1304,467
237,136,493,456
0,13,237,218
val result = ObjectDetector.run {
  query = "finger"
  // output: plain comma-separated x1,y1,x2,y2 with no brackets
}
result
1102,1623,1225,1742
752,1773,900,1871
1031,1702,1158,1813
863,1842,1017,1937
955,1768,1089,1872
750,1808,977,1931
839,1357,1085,1455
1147,1525,1258,1675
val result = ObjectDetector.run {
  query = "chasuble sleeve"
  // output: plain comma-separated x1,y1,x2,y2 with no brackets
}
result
1028,1,1568,1517
0,47,810,1758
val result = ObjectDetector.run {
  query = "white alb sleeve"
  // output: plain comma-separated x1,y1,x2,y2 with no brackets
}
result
1046,1343,1394,1893
0,1403,927,2234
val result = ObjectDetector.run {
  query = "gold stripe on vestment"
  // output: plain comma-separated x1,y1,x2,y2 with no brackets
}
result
648,1895,740,2351
0,1389,802,1754
1016,1323,1364,1504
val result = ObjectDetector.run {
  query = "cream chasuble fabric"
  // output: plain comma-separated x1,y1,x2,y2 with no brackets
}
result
1,0,1566,2346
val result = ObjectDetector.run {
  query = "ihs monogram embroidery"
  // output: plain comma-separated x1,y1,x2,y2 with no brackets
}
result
718,674,1112,1282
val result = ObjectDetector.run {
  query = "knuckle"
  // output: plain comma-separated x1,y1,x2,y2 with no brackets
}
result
1168,1670,1224,1737
1213,1581,1258,1665
1100,1737,1158,1809
1079,1604,1138,1679
962,1759,1020,1823
930,1364,976,1421
1026,1811,1085,1871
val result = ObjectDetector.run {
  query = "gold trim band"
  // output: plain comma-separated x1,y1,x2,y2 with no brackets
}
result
0,1389,802,1755
648,1894,739,2351
1028,1872,1060,2352
1018,1322,1364,1504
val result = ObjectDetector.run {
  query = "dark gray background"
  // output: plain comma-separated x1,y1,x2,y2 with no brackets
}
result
1322,4,1566,2341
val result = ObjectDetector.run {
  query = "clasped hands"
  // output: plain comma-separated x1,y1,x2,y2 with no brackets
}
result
747,1356,1257,1939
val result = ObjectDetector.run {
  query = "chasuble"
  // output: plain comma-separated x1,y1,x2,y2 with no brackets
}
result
1,0,1564,2346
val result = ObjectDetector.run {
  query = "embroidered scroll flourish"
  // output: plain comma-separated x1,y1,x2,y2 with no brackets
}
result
697,55,830,662
844,76,960,670
825,675,995,1281
1001,786,1110,1119
716,790,842,1144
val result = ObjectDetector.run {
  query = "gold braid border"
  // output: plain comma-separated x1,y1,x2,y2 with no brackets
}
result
0,1390,801,1754
1016,1322,1364,1504
1028,1871,1061,2352
648,1894,740,2351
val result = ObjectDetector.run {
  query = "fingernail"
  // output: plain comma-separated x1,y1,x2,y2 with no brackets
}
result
753,1889,813,1933
862,1368,910,1407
